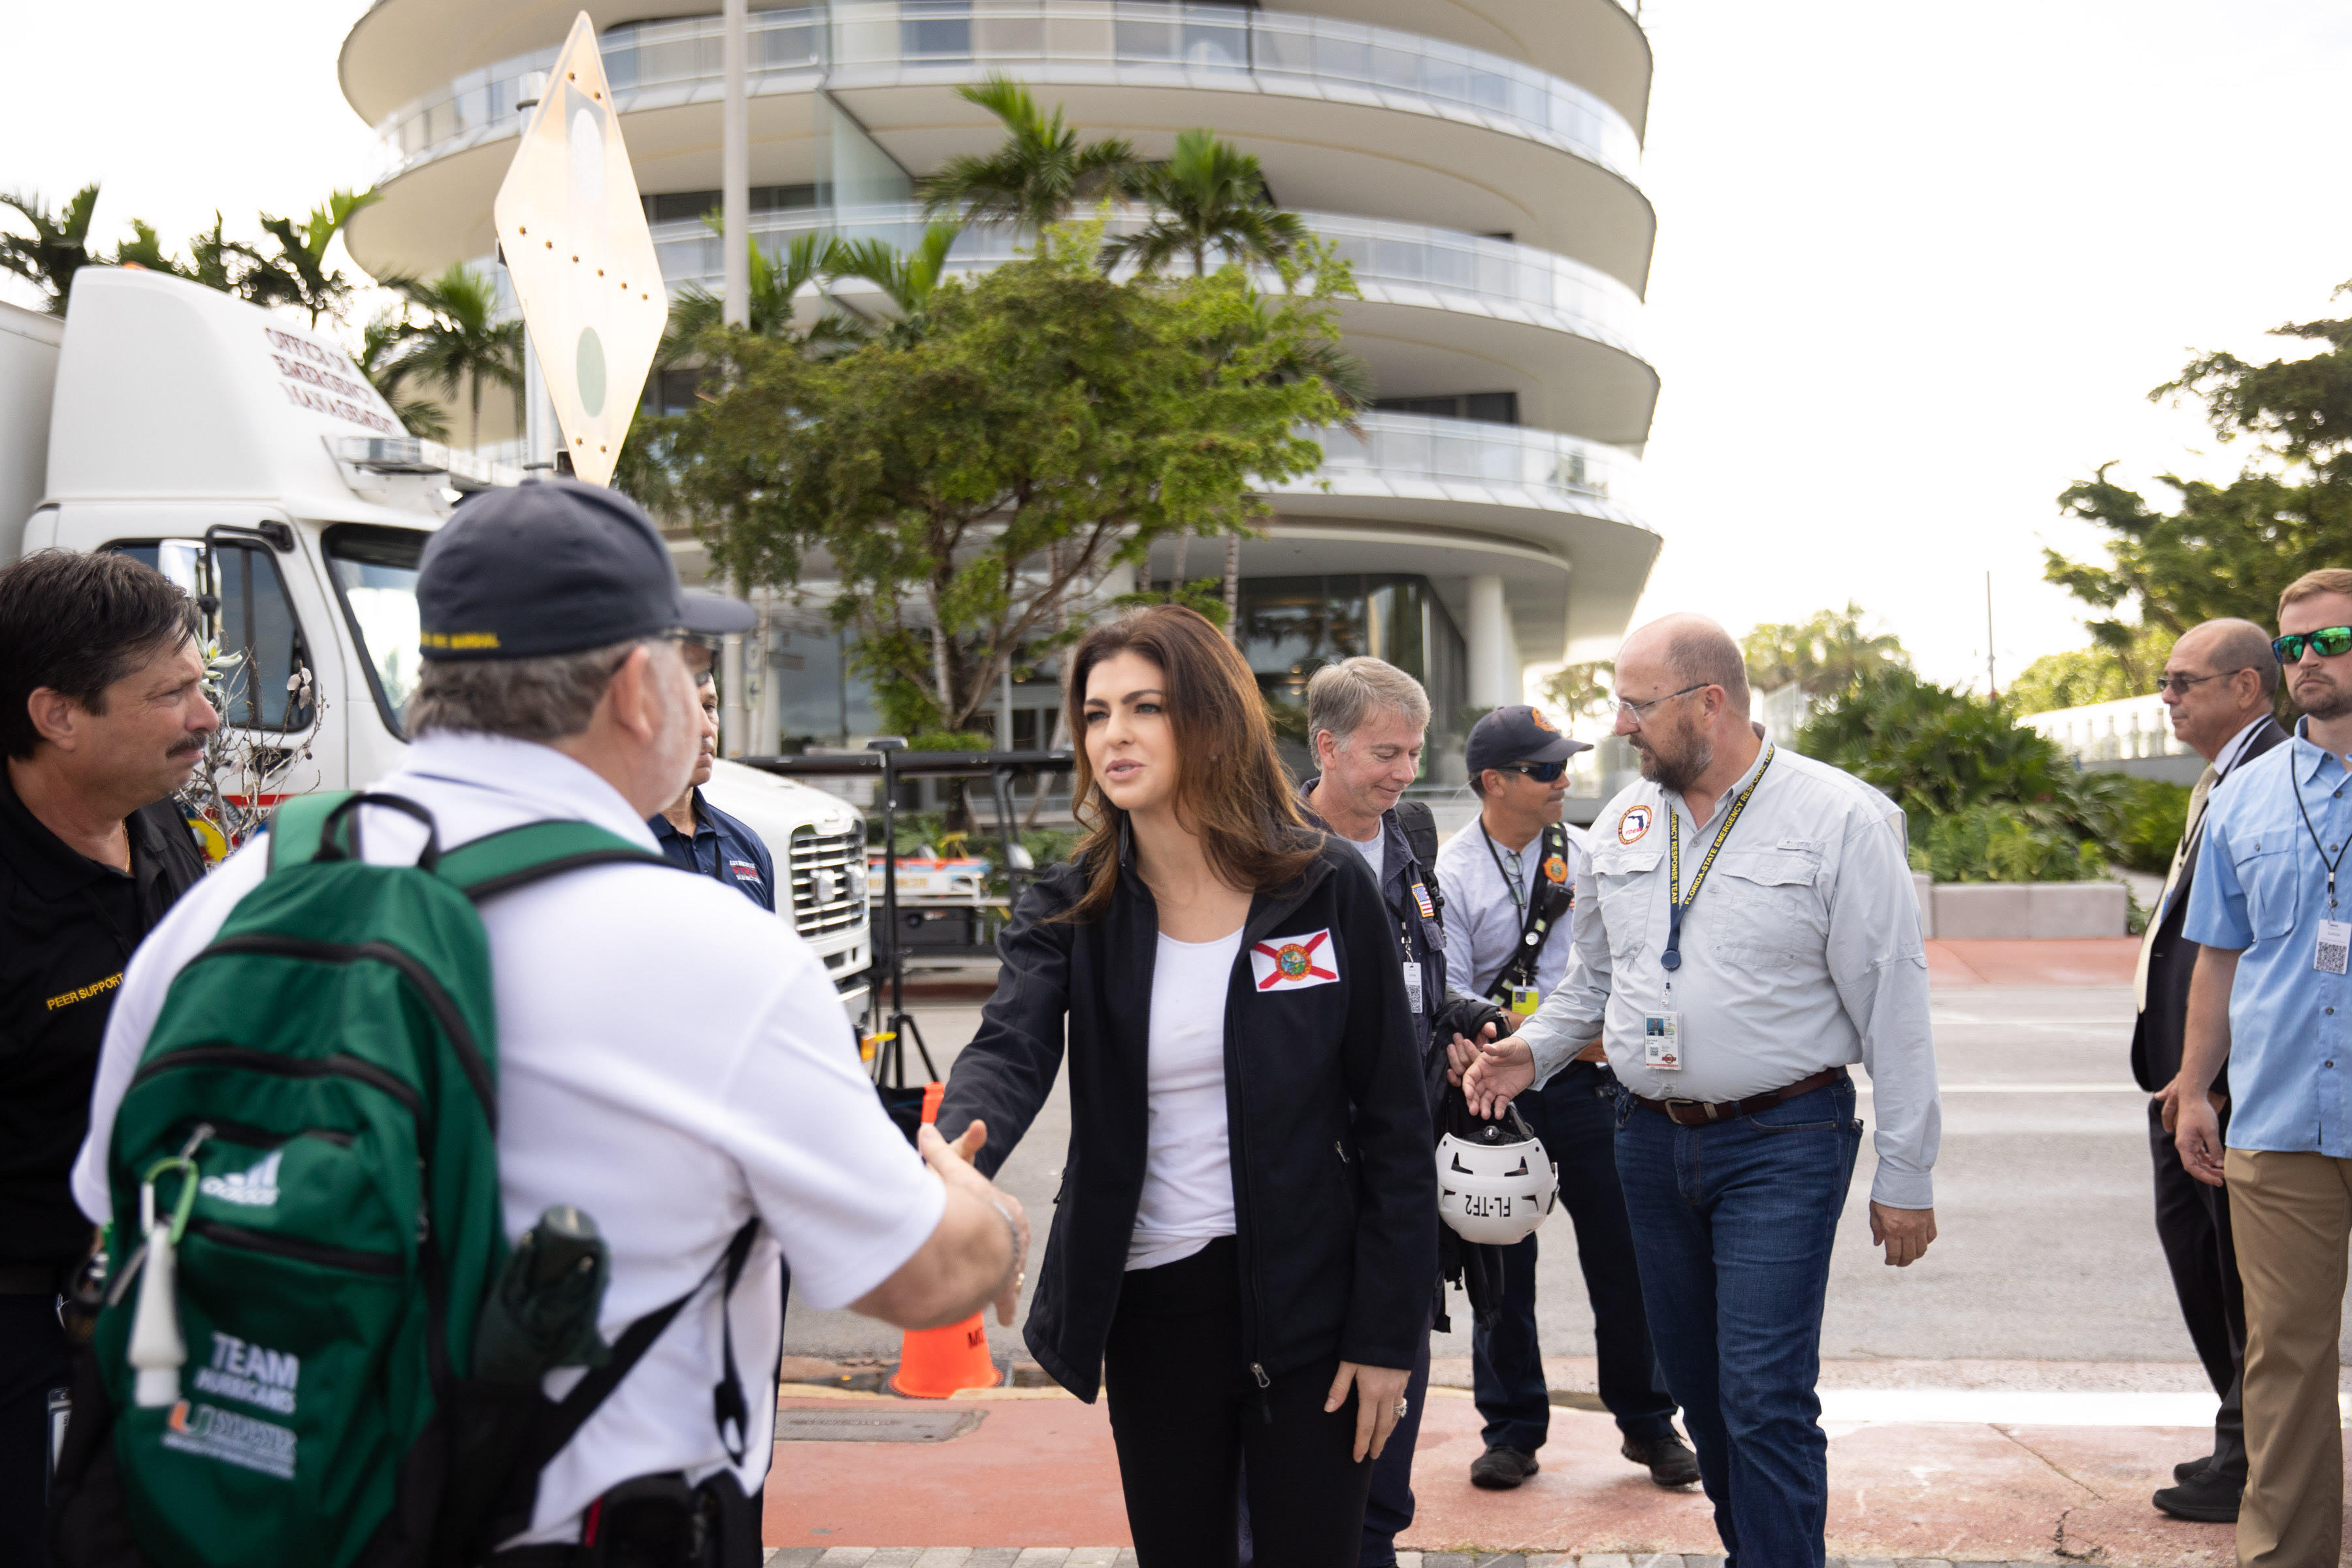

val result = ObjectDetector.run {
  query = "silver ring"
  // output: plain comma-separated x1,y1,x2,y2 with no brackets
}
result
1394,1398,1410,1419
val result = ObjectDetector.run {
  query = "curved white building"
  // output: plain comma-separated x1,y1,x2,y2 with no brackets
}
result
336,0,1662,770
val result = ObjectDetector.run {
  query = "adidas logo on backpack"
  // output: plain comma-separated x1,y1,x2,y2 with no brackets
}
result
195,1151,280,1209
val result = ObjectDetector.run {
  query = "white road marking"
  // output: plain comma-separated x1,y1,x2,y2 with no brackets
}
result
1820,1388,2352,1428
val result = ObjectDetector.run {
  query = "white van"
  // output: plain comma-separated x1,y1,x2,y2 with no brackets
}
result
0,268,870,1013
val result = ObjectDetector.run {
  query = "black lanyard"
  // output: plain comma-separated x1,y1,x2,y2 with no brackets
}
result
1663,746,1774,973
1478,821,1530,914
2291,759,2350,913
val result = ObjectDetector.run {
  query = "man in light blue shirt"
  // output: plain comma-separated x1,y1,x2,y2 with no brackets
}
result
2177,568,2352,1567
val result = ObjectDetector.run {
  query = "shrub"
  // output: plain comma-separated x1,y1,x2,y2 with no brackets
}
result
1912,803,2108,883
2100,775,2191,874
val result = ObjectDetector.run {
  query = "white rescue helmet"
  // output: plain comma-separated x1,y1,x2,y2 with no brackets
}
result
1437,1099,1558,1246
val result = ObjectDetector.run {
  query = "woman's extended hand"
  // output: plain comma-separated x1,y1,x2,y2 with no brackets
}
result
1326,1361,1413,1462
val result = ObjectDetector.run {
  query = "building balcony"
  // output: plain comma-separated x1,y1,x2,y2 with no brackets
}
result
352,1,1652,291
640,201,1656,441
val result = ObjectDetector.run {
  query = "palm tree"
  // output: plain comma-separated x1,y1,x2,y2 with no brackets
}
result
1103,130,1307,278
664,223,864,361
0,184,102,314
359,313,449,439
918,78,1137,238
255,188,382,326
821,221,964,346
372,264,523,453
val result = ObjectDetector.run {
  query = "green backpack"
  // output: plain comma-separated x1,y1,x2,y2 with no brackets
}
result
63,791,668,1568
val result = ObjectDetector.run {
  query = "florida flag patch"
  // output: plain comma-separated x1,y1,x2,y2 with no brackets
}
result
1250,929,1341,992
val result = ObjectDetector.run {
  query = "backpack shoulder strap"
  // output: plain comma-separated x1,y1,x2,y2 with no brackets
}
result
265,791,355,872
1394,801,1439,872
481,1218,760,1546
436,820,674,903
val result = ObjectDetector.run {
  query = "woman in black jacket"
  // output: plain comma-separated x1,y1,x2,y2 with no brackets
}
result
936,605,1436,1567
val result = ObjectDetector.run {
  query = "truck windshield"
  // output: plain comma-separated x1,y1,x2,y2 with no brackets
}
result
323,525,426,738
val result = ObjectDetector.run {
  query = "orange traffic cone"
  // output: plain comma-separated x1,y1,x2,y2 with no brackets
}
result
889,1082,1004,1399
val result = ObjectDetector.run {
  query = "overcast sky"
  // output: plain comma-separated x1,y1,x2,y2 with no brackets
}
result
7,1,2351,691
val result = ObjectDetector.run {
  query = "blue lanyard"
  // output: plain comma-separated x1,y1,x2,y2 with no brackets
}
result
1663,746,1774,973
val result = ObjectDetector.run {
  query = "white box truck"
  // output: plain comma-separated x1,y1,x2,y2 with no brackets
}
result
0,267,870,1015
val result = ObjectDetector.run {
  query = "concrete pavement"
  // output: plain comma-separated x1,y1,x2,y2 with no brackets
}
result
767,939,2349,1561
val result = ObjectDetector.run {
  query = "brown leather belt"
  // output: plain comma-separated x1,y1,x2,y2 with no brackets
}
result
1631,1066,1844,1128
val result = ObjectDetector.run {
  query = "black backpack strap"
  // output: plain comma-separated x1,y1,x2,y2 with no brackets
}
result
483,1218,762,1546
1393,802,1444,923
1494,821,1575,998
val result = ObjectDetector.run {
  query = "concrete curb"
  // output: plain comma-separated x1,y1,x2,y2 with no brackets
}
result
762,1554,2137,1567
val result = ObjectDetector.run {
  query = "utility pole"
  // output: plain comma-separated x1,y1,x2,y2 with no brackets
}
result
1985,570,1997,698
719,0,750,753
722,0,749,330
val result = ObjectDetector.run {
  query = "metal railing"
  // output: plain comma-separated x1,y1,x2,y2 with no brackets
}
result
649,202,1645,357
1282,412,1638,515
373,3,1641,186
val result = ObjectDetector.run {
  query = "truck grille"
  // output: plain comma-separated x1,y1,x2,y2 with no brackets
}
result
791,825,866,939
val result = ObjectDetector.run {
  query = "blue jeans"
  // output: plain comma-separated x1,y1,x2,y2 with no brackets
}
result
1473,1061,1677,1452
1612,1073,1862,1568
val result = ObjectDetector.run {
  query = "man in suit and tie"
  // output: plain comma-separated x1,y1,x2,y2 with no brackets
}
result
2134,617,2287,1523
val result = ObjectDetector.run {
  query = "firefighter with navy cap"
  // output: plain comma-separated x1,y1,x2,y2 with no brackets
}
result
1434,706,1699,1491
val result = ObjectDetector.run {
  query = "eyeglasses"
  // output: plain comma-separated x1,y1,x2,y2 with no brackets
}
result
2151,669,2247,696
1495,760,1567,783
2273,627,2352,662
1613,684,1707,722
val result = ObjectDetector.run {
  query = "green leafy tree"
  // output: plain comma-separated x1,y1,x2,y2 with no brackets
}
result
253,189,382,327
368,264,523,453
668,225,1350,735
2006,623,2175,715
918,77,1137,237
0,185,103,314
1741,602,1908,697
358,313,448,439
1103,129,1308,278
663,224,864,359
1540,660,1616,721
2048,278,2352,640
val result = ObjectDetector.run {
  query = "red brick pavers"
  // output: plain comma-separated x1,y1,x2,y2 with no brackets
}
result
1926,939,2140,988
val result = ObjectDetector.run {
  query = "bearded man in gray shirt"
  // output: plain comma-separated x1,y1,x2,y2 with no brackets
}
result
1464,613,1941,1568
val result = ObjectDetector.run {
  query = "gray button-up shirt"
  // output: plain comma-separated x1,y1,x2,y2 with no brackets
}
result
1516,743,1942,1208
1435,817,1589,1001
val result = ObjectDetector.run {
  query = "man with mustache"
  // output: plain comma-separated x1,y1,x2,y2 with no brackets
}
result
1462,612,1940,1568
2175,568,2352,1565
0,550,214,1568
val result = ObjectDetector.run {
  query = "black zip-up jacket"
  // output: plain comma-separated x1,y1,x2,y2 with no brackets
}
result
936,831,1437,1402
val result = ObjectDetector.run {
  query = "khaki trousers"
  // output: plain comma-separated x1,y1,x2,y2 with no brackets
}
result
2225,1147,2352,1567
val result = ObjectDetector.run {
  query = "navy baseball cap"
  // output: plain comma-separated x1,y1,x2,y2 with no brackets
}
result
417,479,754,661
1465,704,1590,776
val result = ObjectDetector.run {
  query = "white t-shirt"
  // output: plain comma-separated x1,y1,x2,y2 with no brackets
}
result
1126,928,1244,1271
71,733,945,1544
1346,827,1384,887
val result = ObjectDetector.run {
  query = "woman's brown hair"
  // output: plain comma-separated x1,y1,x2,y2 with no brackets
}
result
1062,604,1319,921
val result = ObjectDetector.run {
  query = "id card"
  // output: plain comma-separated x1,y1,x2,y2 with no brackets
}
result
1508,983,1541,1018
2320,920,2351,976
1401,960,1424,1014
1643,1011,1682,1071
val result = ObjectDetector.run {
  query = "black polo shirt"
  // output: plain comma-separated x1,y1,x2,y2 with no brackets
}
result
0,765,207,1268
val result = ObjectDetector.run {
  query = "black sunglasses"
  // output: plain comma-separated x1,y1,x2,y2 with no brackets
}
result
1495,760,1567,783
2274,627,2352,662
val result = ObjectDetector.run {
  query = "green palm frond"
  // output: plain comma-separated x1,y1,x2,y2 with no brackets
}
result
1103,129,1305,278
917,76,1136,237
1,183,103,314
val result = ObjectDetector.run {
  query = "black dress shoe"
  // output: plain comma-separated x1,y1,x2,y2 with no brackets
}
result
2154,1466,2243,1523
1469,1444,1541,1490
2173,1455,2210,1484
1622,1431,1702,1488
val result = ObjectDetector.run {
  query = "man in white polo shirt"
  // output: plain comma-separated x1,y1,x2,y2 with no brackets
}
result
69,480,1026,1558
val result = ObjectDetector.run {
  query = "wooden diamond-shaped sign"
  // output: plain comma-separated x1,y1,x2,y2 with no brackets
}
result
492,11,666,487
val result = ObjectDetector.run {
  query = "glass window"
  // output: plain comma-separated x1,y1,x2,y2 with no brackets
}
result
323,525,427,738
108,539,316,731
